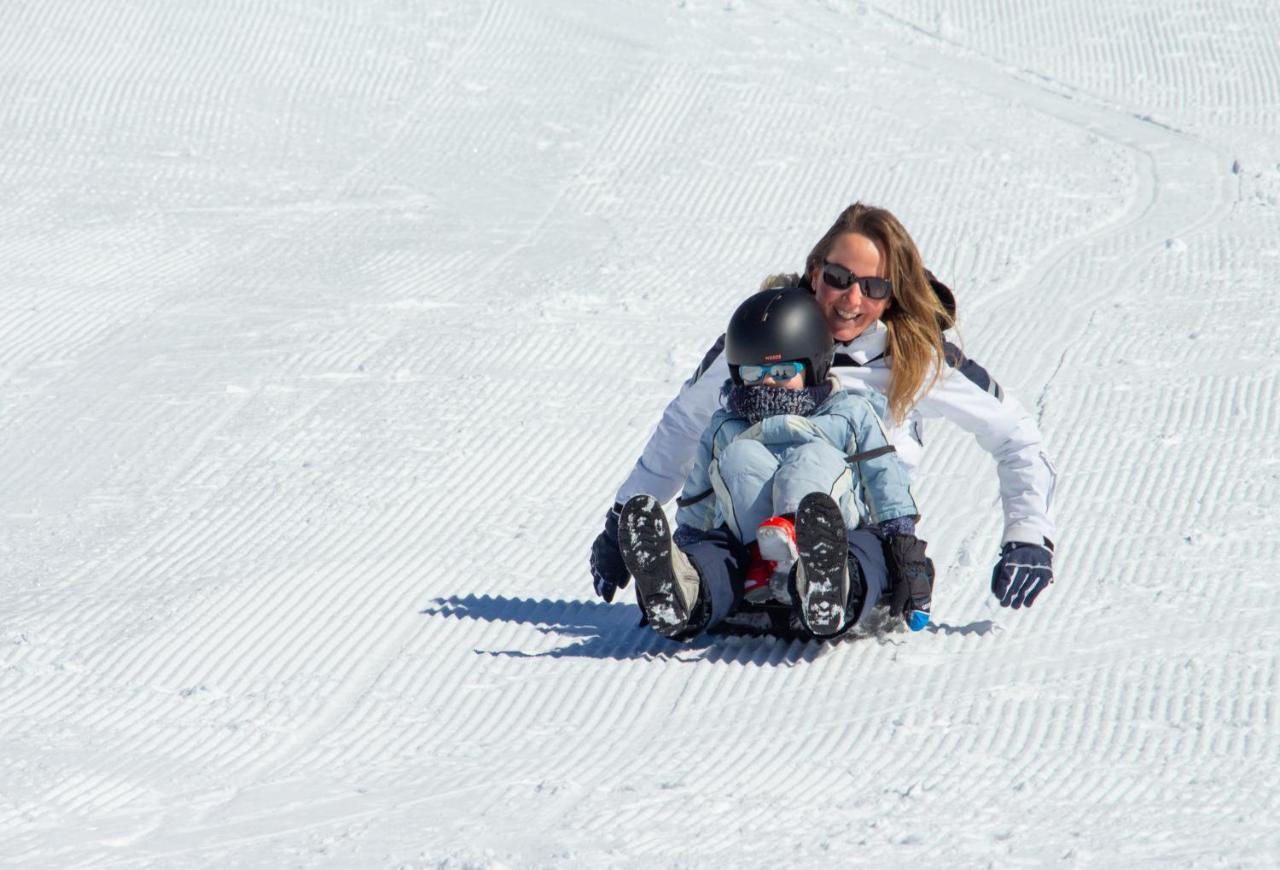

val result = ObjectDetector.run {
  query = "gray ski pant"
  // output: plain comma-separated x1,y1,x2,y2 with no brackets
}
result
679,523,888,633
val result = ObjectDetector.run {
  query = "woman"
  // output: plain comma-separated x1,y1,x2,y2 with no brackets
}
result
590,202,1057,637
615,287,931,642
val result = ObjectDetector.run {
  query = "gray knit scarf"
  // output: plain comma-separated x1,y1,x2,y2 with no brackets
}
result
724,382,833,424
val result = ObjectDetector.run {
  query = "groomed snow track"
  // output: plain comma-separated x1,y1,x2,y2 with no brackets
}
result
1,1,1277,866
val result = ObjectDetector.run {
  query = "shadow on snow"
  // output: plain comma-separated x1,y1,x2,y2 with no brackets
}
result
420,595,997,663
420,594,844,665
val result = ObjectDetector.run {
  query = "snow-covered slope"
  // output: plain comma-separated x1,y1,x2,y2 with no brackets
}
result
2,1,1277,866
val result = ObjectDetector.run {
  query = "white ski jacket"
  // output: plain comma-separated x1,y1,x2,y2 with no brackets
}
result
616,320,1057,547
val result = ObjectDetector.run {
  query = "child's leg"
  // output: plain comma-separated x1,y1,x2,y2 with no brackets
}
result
675,525,750,630
794,496,891,636
772,441,855,521
618,496,705,638
713,439,781,543
847,527,888,626
782,443,891,632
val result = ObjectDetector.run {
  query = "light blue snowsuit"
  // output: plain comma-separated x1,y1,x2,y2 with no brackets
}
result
673,380,918,627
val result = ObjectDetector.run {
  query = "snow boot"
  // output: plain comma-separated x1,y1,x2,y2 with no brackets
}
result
617,495,705,639
794,492,854,637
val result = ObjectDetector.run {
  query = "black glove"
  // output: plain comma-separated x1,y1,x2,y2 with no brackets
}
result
884,533,934,631
991,541,1053,608
589,505,630,602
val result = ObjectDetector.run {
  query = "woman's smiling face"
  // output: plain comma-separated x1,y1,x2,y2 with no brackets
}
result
811,232,891,342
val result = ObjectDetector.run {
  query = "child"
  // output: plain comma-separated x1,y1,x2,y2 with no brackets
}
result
616,287,934,640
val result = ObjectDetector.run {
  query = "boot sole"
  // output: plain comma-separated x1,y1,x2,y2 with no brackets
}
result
617,495,698,638
795,492,850,637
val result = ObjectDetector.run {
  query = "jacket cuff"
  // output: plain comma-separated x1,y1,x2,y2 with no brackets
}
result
1002,521,1056,549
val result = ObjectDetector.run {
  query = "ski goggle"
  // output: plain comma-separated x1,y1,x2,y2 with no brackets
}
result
738,360,806,384
820,262,893,299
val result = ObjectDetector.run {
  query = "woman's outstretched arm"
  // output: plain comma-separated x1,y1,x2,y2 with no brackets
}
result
613,335,731,506
914,348,1058,548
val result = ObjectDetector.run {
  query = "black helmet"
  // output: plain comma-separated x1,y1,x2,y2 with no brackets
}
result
725,287,834,386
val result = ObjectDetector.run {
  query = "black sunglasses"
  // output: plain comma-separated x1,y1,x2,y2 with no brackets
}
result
820,262,893,299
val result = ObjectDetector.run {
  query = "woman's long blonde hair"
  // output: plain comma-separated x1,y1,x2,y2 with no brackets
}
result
803,203,950,422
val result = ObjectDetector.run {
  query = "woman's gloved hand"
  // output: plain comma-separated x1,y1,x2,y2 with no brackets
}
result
991,542,1054,608
589,504,631,602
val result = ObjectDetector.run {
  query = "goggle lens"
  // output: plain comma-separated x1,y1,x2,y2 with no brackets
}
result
739,361,806,384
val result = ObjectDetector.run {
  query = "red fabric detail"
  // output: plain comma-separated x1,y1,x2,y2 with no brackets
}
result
743,541,776,592
757,515,796,542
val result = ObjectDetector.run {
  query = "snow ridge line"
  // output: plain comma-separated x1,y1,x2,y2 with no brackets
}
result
332,0,506,197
